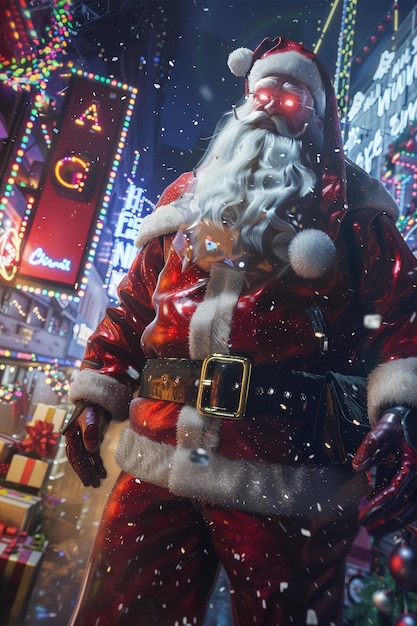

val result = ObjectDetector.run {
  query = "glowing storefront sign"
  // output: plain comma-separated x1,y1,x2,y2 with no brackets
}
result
0,227,20,281
27,247,71,272
53,155,90,192
74,101,102,132
107,184,154,300
346,31,417,174
72,321,93,347
18,73,136,291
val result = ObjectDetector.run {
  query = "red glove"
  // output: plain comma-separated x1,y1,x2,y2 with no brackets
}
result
352,407,417,537
63,402,111,487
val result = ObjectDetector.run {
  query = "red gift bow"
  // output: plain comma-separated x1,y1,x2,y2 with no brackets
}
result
0,462,10,475
21,419,59,458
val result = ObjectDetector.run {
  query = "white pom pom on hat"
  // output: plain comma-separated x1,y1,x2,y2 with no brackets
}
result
227,37,326,117
288,229,336,279
227,47,253,77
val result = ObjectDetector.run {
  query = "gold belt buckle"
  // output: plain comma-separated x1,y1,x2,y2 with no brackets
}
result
196,354,252,419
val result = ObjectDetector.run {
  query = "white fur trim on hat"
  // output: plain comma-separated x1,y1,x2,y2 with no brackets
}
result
249,50,325,117
228,46,326,117
288,229,336,278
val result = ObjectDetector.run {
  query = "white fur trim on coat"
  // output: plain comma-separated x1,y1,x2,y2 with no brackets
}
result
69,369,131,421
136,204,185,249
367,357,417,425
189,264,245,358
115,426,368,515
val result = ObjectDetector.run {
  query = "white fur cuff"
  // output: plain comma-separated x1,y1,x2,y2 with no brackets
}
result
69,369,132,421
367,357,417,425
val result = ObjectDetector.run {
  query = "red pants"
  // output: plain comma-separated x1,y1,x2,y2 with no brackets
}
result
69,471,359,626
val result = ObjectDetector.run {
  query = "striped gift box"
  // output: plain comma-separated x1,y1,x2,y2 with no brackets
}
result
0,532,46,625
5,454,50,490
27,403,67,433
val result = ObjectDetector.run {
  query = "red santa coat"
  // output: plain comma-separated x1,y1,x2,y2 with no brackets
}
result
69,163,417,516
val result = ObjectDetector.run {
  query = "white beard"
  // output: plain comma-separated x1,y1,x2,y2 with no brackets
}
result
184,106,318,263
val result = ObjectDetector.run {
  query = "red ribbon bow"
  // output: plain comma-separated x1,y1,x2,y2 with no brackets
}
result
21,419,59,458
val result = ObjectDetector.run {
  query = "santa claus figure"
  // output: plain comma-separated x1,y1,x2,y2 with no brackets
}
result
64,37,417,626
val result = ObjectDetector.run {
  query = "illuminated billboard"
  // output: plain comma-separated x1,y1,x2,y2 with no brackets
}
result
15,72,136,295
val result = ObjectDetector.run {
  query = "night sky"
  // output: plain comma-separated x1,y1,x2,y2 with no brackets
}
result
66,0,417,200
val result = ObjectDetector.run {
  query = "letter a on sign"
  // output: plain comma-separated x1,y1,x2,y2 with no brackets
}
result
75,101,102,132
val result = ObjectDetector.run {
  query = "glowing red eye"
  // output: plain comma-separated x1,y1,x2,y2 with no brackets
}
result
256,91,270,103
282,97,299,109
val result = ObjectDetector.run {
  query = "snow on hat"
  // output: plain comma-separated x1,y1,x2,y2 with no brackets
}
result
228,36,326,117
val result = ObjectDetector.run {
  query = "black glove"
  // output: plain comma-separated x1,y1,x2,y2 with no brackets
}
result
63,401,111,487
352,406,417,537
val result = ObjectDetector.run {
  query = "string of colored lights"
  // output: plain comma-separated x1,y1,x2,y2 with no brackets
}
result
334,0,358,127
43,361,72,397
352,3,398,66
126,150,141,186
315,2,400,132
0,105,37,236
69,69,137,299
0,362,71,399
0,347,79,369
0,0,72,84
10,67,137,302
0,103,38,283
391,150,417,238
314,0,342,56
313,0,357,137
0,2,138,302
0,2,75,257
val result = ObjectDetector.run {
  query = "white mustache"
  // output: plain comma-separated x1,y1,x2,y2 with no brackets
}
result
234,108,308,139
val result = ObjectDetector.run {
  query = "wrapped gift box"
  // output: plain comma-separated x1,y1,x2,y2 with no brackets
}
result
0,434,21,464
27,403,67,433
0,487,42,532
0,402,25,436
0,531,47,625
5,454,50,490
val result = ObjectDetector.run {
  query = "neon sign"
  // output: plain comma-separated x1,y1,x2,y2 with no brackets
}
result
0,227,20,281
27,248,71,272
54,155,90,191
107,183,154,300
346,30,417,174
18,71,137,293
74,101,102,132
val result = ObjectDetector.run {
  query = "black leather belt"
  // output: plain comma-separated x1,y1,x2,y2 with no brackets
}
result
139,355,325,420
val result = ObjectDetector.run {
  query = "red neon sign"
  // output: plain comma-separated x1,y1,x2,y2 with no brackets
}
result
18,76,130,288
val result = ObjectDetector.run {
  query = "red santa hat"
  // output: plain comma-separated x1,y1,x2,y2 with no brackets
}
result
228,37,326,117
227,36,348,279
